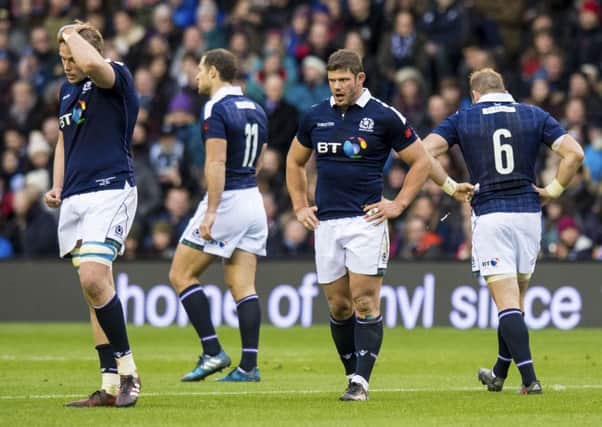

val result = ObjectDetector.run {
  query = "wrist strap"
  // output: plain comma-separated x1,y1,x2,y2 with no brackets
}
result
440,176,458,196
545,178,565,198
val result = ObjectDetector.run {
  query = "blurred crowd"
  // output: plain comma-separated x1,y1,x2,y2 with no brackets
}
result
1,0,601,262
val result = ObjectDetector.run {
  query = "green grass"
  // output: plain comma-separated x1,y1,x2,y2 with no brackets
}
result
0,324,600,426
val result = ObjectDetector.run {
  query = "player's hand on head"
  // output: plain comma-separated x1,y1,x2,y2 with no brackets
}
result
200,211,217,240
295,206,319,231
44,187,62,208
453,182,475,203
363,199,402,225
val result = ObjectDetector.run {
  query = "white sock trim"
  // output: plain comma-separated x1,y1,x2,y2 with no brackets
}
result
116,353,137,376
101,372,120,396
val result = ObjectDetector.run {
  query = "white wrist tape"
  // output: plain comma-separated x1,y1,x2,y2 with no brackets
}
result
545,178,565,198
440,176,458,196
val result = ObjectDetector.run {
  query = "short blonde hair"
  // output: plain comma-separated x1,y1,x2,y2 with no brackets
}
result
469,68,506,94
58,20,104,54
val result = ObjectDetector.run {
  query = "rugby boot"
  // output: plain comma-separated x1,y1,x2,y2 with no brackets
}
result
339,382,368,401
64,389,116,407
181,350,231,382
115,374,141,407
478,368,505,392
217,366,260,382
519,380,543,395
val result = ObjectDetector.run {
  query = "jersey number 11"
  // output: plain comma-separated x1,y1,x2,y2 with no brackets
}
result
243,122,259,167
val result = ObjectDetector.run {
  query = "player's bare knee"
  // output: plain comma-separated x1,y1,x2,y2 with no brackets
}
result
79,271,106,301
326,292,353,319
168,267,191,292
328,300,353,320
353,294,377,318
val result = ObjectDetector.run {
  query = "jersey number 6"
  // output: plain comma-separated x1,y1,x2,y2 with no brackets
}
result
492,128,515,175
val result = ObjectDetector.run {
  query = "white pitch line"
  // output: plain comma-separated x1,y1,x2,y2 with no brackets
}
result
1,385,602,400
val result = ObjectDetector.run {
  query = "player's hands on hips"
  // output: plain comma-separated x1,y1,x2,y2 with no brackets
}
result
453,182,475,202
44,187,62,208
364,199,401,225
295,206,319,230
533,185,552,205
200,211,217,240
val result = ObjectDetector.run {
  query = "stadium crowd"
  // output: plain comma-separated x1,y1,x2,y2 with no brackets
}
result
0,0,601,261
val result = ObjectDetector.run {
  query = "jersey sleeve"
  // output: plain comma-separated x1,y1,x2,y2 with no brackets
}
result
432,112,460,147
539,109,567,148
202,103,227,141
387,108,418,152
109,61,134,94
296,111,314,149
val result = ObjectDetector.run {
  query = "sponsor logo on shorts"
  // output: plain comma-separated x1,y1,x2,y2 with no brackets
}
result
482,257,500,268
208,239,227,248
114,225,124,236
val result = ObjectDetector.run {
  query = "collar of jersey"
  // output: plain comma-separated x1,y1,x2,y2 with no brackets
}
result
211,85,244,103
329,88,371,108
476,92,516,103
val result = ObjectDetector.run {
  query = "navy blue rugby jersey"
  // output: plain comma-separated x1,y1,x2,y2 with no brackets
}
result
59,60,139,198
297,89,418,220
433,92,566,215
201,86,268,191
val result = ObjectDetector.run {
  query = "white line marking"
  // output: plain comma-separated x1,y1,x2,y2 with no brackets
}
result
1,385,601,400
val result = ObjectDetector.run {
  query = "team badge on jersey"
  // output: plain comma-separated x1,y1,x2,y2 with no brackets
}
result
82,81,93,94
359,117,374,132
343,136,368,159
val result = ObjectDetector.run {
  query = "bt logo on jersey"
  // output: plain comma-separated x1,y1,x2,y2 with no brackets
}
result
343,136,368,159
317,137,368,159
59,100,87,129
316,141,342,153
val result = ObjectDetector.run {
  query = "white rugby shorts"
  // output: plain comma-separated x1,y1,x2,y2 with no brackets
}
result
180,187,267,258
58,183,137,257
314,216,389,284
471,211,542,277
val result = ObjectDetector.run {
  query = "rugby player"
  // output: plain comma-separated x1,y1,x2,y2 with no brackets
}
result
44,21,141,407
168,49,268,382
286,49,435,401
424,68,584,394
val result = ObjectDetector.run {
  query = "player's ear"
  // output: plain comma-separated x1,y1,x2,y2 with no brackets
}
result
209,65,218,79
356,72,366,85
471,90,480,103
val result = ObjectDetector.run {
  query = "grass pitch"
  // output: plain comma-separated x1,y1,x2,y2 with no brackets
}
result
0,324,600,426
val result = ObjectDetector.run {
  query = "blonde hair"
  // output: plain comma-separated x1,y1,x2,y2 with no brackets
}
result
58,20,104,54
469,68,506,94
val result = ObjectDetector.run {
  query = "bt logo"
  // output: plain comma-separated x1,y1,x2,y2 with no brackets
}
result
482,257,500,268
59,100,87,129
317,136,368,159
317,141,342,153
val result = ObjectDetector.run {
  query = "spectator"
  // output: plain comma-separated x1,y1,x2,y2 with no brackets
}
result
377,10,427,95
262,74,298,161
554,215,593,261
7,184,58,257
398,216,442,260
285,55,330,114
